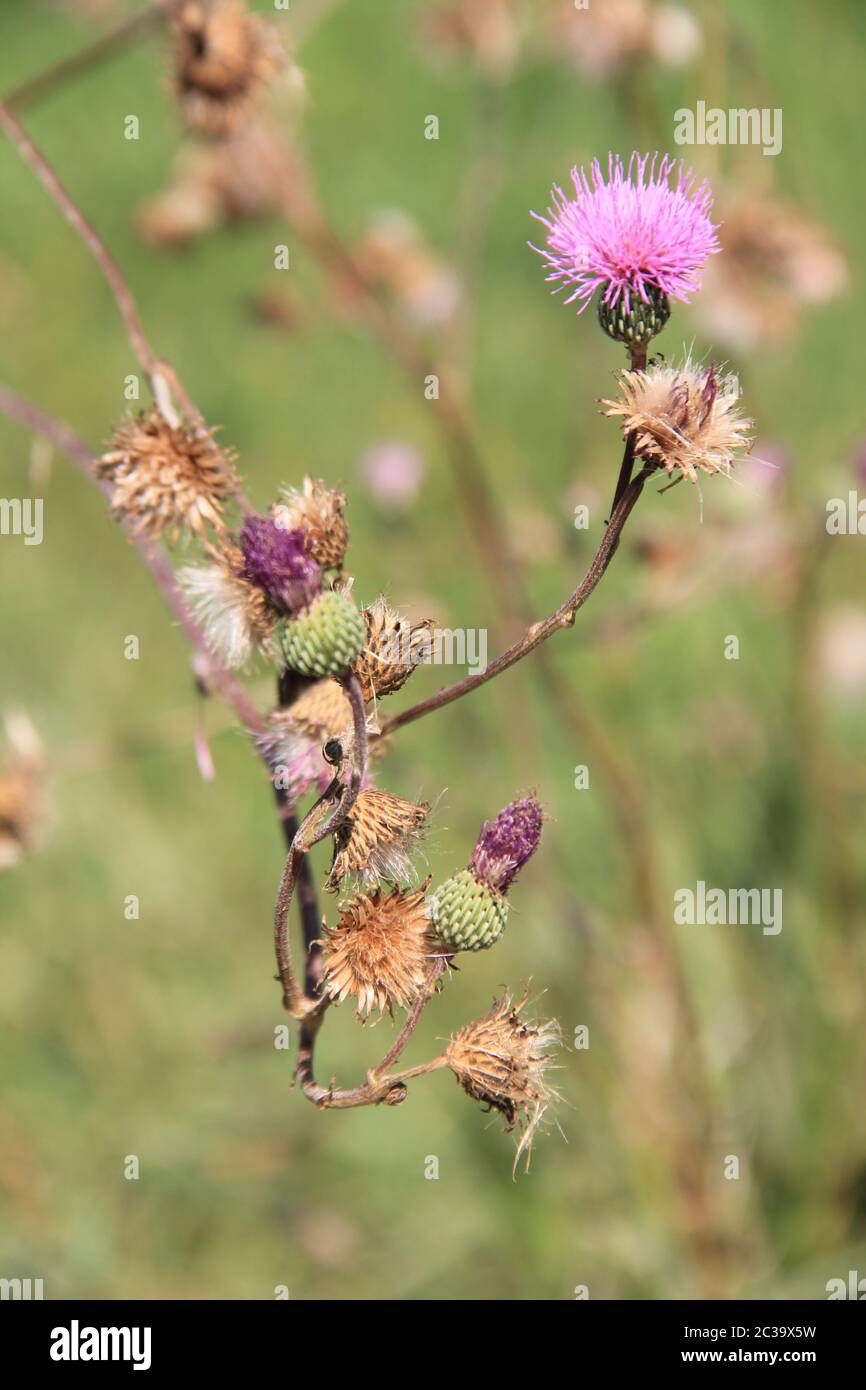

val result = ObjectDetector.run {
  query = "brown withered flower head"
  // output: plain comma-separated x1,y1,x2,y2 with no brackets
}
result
172,0,283,136
351,596,434,702
178,540,277,669
272,476,349,570
446,990,561,1171
321,882,438,1019
327,787,429,891
696,191,849,351
137,117,294,249
97,409,240,542
258,678,354,803
602,357,753,483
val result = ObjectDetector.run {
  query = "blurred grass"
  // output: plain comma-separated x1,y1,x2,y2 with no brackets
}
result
1,0,865,1299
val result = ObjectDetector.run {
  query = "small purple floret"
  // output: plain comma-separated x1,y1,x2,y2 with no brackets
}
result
240,515,321,615
531,151,720,314
471,795,544,894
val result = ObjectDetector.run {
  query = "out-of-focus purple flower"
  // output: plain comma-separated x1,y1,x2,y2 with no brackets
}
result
471,795,544,894
240,515,321,615
853,442,866,487
531,151,719,313
360,442,426,510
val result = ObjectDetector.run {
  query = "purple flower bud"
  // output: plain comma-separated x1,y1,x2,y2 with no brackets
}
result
240,516,321,615
470,795,544,894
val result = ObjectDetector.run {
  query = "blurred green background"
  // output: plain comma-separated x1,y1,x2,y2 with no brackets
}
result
1,0,865,1300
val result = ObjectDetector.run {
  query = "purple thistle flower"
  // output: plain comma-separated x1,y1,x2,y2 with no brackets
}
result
240,515,321,615
471,795,544,894
531,151,720,314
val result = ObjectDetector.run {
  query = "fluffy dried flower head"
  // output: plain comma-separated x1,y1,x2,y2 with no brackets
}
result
351,597,434,701
257,679,354,802
272,477,349,570
417,0,522,79
353,212,462,328
178,542,277,668
240,516,321,615
471,794,544,893
532,152,719,314
137,118,294,248
172,0,283,136
547,0,701,79
446,991,560,1171
97,410,240,542
327,787,429,891
602,358,753,482
696,192,849,351
0,713,45,871
321,883,436,1018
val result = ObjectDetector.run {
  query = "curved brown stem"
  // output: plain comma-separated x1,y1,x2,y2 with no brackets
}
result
379,465,652,737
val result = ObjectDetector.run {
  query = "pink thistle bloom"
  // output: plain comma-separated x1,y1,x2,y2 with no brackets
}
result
531,152,720,313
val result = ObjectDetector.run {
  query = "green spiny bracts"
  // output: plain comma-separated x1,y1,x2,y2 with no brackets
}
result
278,591,365,678
428,868,509,952
597,283,670,347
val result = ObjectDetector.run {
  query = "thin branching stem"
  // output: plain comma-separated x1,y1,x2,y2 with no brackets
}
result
379,465,653,737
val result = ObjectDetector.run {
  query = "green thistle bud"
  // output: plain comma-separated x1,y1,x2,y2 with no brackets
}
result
597,283,670,348
428,868,509,952
278,591,365,678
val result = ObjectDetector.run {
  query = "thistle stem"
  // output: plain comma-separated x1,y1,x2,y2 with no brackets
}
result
379,466,652,737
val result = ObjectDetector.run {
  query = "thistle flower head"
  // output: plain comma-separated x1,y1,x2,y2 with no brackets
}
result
240,515,321,615
272,477,349,570
532,152,719,315
446,990,561,1172
470,794,544,893
96,410,240,542
321,883,437,1018
257,679,354,804
602,357,753,481
178,542,277,668
351,596,434,701
172,0,283,137
327,787,429,892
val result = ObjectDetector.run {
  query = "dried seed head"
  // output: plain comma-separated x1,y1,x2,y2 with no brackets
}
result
178,542,278,668
327,787,429,891
257,679,354,803
446,990,561,1171
351,597,434,701
278,591,366,679
0,713,45,871
278,679,353,742
96,410,240,542
240,515,321,615
321,883,436,1018
272,477,349,570
470,794,544,893
172,0,283,136
602,357,753,482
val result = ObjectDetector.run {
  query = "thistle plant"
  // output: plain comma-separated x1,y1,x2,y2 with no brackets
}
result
0,1,757,1175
